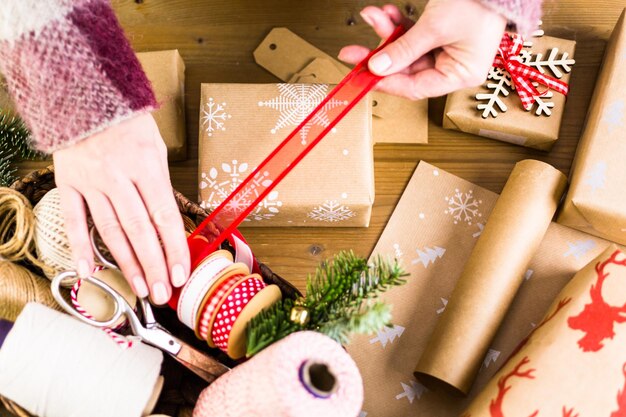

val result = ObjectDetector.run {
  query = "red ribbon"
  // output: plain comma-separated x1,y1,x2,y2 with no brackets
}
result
492,33,569,111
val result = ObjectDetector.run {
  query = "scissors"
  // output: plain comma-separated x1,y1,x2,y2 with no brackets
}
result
50,227,230,384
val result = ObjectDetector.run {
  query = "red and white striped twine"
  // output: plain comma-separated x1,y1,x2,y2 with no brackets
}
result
70,270,134,349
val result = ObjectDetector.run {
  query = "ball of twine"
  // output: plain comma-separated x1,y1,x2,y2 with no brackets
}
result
0,260,63,322
0,187,51,275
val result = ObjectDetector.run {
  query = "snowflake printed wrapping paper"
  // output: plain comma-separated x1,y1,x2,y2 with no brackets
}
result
346,161,620,417
463,245,626,417
443,34,576,151
198,83,374,227
558,9,626,246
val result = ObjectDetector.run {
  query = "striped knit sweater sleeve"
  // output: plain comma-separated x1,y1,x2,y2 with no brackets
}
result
478,0,543,35
0,0,156,154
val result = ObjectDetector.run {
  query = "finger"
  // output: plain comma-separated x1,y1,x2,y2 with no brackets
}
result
58,185,93,278
135,172,190,290
377,51,470,100
338,45,371,65
360,6,398,39
109,182,172,305
367,16,440,76
381,4,415,28
85,191,150,299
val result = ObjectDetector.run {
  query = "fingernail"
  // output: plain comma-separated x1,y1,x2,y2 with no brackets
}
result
171,264,187,287
133,276,149,298
77,259,91,278
369,53,392,74
360,11,374,26
152,282,169,305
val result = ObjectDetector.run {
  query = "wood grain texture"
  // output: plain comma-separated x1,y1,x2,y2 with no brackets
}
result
15,0,626,293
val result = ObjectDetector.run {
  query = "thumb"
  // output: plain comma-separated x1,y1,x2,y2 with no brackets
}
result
368,20,440,76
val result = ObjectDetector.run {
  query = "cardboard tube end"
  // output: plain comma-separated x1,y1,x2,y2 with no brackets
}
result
413,368,469,397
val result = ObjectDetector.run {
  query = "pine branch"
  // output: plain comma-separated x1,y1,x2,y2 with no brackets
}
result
0,109,39,186
245,251,407,357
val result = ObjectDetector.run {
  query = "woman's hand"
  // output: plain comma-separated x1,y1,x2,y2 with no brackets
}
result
338,1,507,100
53,113,189,305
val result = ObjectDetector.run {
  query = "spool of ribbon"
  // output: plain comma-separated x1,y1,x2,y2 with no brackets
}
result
193,331,364,417
493,33,569,110
0,303,164,417
174,249,281,359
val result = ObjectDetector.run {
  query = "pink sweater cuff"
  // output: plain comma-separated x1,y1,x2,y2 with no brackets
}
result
0,0,156,153
478,0,543,36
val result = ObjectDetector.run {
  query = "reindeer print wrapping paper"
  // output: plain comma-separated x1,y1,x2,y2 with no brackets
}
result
463,245,626,416
347,161,620,417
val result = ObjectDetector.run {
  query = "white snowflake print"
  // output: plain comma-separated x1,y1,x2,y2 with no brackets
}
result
473,223,485,238
584,161,607,192
563,239,596,260
444,189,482,225
524,269,534,281
308,200,356,223
369,324,405,348
395,380,428,403
200,160,282,221
602,100,624,133
392,243,404,259
258,84,348,145
201,97,231,137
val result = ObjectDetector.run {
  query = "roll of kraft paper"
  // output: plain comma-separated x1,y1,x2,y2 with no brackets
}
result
414,159,567,395
0,303,164,417
193,331,363,417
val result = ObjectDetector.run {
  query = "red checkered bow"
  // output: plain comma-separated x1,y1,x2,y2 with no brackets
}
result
492,33,569,110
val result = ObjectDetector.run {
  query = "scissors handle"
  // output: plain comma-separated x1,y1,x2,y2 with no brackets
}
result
51,270,126,328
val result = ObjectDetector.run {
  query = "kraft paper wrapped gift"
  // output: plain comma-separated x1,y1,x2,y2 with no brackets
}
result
0,75,14,112
137,50,187,161
198,83,374,227
463,245,626,417
443,34,576,151
346,160,618,417
254,28,428,145
558,9,626,245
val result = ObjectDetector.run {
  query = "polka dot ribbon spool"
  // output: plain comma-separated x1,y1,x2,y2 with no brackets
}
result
211,276,266,350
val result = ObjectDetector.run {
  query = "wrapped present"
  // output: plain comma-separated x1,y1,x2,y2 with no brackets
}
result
346,161,617,417
254,28,428,144
198,83,374,227
443,32,576,151
137,50,187,161
463,245,626,416
558,9,626,245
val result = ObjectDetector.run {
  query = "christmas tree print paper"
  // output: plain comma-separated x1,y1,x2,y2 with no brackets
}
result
443,35,576,151
198,83,374,227
559,9,626,245
347,161,616,417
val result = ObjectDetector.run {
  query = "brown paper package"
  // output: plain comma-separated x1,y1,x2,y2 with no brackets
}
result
558,9,626,245
197,83,374,227
414,160,567,395
346,161,616,417
443,36,576,151
0,75,15,112
463,245,626,417
137,50,187,161
253,27,428,144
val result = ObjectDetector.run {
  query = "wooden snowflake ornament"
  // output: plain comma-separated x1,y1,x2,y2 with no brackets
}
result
475,28,575,119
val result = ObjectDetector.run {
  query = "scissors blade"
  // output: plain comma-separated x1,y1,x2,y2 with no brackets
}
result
173,343,230,383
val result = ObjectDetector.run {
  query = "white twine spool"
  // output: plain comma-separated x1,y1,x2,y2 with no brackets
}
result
193,331,364,417
32,188,76,281
0,303,163,417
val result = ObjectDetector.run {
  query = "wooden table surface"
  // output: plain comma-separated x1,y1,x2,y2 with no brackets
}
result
17,0,626,293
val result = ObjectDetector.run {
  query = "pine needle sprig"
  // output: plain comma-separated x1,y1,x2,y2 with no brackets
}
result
246,250,407,357
0,109,40,186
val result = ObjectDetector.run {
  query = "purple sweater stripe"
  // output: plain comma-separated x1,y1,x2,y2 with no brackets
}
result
69,0,156,111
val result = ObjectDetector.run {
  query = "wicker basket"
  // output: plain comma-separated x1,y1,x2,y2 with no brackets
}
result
3,166,301,417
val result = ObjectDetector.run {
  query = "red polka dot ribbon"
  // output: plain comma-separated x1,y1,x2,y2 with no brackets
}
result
197,274,244,341
211,277,266,350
